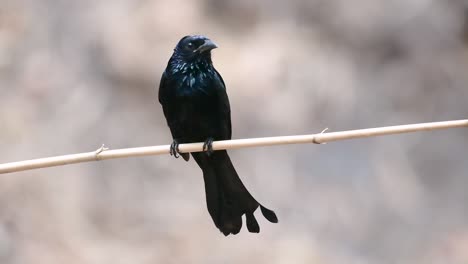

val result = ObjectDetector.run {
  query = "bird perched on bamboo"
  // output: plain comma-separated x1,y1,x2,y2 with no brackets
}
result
158,35,278,235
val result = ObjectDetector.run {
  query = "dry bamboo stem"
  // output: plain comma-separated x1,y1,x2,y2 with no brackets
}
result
0,119,467,174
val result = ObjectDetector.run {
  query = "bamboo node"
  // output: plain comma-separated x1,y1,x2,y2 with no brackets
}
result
94,144,109,160
313,127,329,144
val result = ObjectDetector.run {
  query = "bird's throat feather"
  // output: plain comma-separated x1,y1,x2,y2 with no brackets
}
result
169,59,214,96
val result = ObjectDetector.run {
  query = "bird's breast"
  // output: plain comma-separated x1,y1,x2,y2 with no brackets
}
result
172,71,214,96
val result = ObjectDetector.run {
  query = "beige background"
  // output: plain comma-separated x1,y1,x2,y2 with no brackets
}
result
1,0,468,263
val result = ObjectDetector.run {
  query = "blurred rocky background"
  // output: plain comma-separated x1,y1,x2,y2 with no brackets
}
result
1,0,468,263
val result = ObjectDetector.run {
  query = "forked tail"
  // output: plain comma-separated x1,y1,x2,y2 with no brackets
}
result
192,150,278,235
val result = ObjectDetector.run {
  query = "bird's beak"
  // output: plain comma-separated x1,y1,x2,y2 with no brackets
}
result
195,39,218,53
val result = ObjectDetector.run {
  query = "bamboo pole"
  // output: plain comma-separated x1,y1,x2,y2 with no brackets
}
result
0,119,467,174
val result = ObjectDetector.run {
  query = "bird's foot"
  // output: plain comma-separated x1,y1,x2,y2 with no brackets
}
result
170,140,181,158
203,137,214,156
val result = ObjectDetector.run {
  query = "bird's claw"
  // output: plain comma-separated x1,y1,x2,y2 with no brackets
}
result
170,140,181,158
203,138,214,156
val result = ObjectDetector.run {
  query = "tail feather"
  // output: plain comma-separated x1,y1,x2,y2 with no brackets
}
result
260,205,279,223
191,150,277,235
246,213,260,233
181,152,190,161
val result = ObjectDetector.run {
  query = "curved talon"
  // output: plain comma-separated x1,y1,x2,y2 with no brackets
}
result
170,140,180,158
203,138,214,156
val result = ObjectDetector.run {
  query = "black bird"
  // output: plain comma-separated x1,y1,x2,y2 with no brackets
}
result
158,35,278,235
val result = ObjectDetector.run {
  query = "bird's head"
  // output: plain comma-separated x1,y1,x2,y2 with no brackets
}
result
173,35,218,62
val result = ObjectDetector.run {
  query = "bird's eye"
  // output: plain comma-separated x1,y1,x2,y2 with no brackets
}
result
187,42,194,49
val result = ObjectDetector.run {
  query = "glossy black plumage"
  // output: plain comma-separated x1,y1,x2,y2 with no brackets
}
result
158,35,278,235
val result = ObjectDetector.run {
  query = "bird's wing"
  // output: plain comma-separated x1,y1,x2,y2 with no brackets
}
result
158,71,174,127
214,69,232,140
158,71,169,105
158,71,190,161
158,71,178,127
